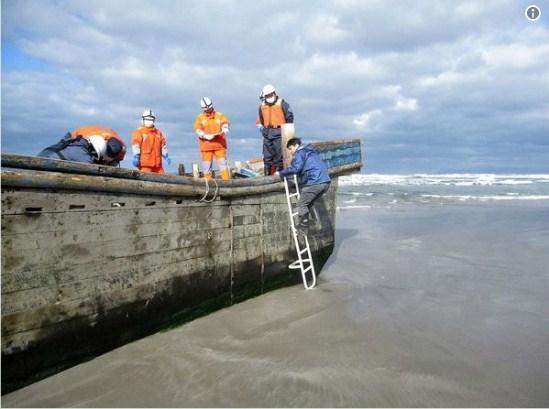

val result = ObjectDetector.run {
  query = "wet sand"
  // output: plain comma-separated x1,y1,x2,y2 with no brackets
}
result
3,202,549,407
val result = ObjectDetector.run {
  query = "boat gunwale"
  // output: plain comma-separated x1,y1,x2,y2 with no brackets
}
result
1,139,362,198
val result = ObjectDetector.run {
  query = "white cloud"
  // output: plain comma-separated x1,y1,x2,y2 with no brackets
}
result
289,51,385,90
353,109,382,130
418,71,470,87
454,2,482,18
304,14,351,45
393,96,418,111
101,57,148,81
482,43,549,69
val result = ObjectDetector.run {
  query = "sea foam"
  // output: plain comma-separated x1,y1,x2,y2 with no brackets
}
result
339,174,549,187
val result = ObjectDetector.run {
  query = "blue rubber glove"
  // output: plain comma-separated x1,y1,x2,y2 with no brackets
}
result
163,154,172,165
132,154,140,167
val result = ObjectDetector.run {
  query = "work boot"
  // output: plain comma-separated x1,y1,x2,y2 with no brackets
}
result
296,216,309,236
220,168,231,180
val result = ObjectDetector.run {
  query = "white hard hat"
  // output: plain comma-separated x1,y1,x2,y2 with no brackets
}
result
200,97,213,111
88,135,107,159
261,84,276,98
142,109,156,120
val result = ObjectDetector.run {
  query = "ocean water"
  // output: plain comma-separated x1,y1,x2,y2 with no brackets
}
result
3,174,549,407
338,173,549,209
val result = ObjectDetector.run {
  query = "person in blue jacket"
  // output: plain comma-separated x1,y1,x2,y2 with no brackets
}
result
276,137,331,235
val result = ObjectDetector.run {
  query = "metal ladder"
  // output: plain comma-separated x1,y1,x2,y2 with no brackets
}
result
283,174,317,290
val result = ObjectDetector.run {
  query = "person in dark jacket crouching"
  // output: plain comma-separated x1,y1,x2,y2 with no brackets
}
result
276,137,331,235
38,126,126,166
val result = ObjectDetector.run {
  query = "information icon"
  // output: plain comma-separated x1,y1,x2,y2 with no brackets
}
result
525,5,541,21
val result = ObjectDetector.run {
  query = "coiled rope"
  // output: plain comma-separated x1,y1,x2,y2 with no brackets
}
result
198,177,219,202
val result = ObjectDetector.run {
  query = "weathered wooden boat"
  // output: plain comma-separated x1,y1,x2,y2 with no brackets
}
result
1,139,362,393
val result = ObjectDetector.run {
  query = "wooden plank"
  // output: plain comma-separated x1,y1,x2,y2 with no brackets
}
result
232,190,291,205
2,233,232,277
1,204,231,235
233,236,263,253
232,214,260,226
2,280,92,315
1,153,282,187
1,170,297,198
1,224,233,288
2,300,97,340
233,224,261,240
1,189,204,215
1,169,205,196
1,226,234,292
2,222,231,254
2,247,233,316
2,252,233,336
230,204,260,217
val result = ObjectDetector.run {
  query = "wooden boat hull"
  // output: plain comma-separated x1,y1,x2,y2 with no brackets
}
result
1,139,360,392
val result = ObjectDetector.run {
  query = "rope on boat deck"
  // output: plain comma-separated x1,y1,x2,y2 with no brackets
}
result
198,177,219,202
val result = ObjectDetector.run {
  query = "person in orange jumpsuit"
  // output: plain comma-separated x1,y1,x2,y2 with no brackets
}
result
193,97,231,180
131,110,170,174
70,125,127,166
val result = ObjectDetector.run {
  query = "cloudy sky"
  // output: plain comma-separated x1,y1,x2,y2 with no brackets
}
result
2,0,549,173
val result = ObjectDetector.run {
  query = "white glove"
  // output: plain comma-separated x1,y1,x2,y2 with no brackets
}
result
222,124,229,134
196,130,214,140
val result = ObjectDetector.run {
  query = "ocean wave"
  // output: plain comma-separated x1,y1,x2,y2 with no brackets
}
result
336,205,372,210
339,174,549,187
420,194,549,201
339,191,375,197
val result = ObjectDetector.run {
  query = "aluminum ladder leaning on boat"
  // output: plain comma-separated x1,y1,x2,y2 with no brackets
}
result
283,174,317,290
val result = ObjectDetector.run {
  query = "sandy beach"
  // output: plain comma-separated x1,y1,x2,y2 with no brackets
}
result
3,201,549,407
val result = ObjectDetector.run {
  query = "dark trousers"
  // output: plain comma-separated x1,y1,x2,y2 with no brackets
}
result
297,182,330,221
262,128,282,175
